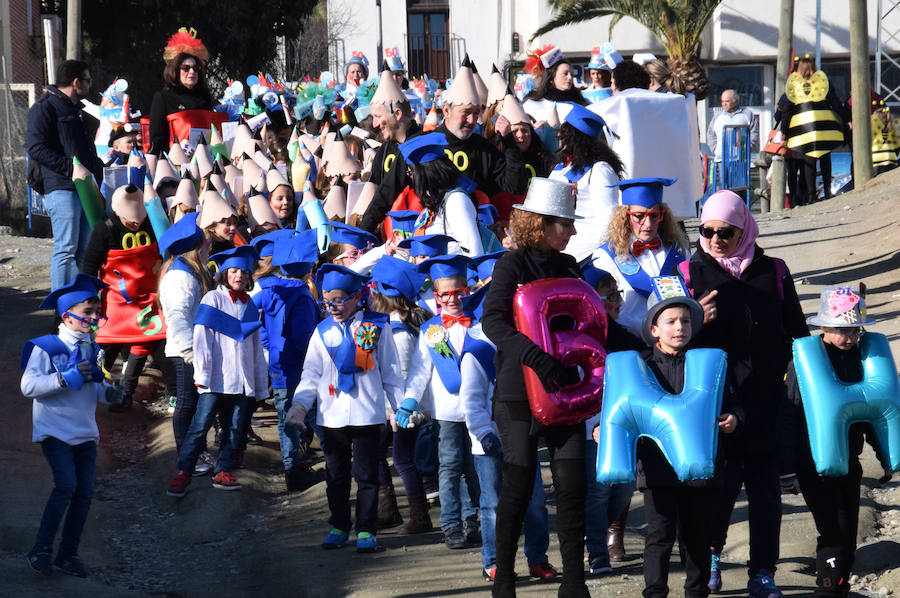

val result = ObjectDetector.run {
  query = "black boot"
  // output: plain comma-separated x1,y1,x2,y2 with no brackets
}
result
377,485,403,529
815,546,849,597
551,458,590,598
493,462,535,598
398,494,432,534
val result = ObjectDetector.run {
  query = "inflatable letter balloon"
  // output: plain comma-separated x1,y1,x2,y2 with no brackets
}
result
596,349,727,484
513,278,607,426
793,333,900,476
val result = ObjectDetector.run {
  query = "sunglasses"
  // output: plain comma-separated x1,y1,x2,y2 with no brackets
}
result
180,64,200,73
434,287,469,302
698,225,737,240
628,210,664,224
598,290,623,303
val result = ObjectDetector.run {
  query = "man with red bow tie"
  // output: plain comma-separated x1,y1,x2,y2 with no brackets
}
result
591,177,691,337
399,254,494,551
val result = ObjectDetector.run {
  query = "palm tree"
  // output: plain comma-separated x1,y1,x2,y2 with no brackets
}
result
532,0,721,100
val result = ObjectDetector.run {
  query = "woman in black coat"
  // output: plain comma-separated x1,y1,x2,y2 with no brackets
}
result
681,190,809,595
482,177,590,598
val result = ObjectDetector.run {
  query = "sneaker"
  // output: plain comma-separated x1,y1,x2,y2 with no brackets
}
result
322,527,349,549
529,562,559,580
748,569,783,598
356,532,377,553
482,565,497,582
246,426,262,445
53,554,87,578
193,451,214,476
708,548,723,593
463,520,481,547
425,488,440,506
444,527,466,549
26,547,52,576
166,470,191,497
167,395,177,414
211,471,241,490
588,555,612,575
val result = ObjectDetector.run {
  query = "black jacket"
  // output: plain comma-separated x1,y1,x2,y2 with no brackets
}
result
26,86,104,194
778,338,884,475
81,215,156,278
437,124,528,197
636,344,744,489
148,87,213,155
359,120,422,233
685,245,809,455
482,247,582,403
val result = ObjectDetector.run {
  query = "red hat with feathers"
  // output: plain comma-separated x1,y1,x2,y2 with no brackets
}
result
164,27,209,63
524,45,564,78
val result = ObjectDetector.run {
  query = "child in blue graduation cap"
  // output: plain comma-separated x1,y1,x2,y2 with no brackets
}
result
400,254,484,550
166,245,268,497
323,222,378,268
21,274,124,577
400,132,485,257
367,255,434,532
285,264,405,553
395,233,457,313
158,213,216,475
255,229,321,492
340,210,421,277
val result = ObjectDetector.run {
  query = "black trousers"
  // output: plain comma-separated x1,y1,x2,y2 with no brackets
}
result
710,455,782,576
323,425,382,534
643,486,717,598
493,401,585,588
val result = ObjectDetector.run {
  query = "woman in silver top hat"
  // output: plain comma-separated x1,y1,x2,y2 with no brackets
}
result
482,177,591,598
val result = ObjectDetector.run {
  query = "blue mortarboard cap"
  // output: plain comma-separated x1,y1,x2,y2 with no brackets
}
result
158,212,203,257
470,251,505,282
399,132,448,165
250,229,295,258
397,233,455,257
417,254,472,280
476,204,499,228
612,177,677,209
370,255,428,300
210,245,260,273
387,210,421,235
329,222,378,250
272,228,319,277
317,263,369,294
581,261,611,289
40,273,108,315
563,103,608,138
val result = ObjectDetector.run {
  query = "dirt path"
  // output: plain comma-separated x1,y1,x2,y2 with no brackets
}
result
2,169,900,597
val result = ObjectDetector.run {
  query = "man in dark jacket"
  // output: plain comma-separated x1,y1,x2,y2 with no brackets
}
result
27,60,105,290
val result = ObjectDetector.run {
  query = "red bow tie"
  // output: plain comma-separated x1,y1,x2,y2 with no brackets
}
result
632,237,661,257
442,313,471,328
229,290,250,304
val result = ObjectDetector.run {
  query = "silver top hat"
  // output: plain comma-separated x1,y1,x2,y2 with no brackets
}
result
512,177,582,220
807,285,875,327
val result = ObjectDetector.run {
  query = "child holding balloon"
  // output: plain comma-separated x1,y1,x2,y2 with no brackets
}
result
778,286,891,597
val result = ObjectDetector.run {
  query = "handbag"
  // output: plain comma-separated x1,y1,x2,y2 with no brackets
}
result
763,129,791,157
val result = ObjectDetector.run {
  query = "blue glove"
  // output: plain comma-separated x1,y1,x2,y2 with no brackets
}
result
480,432,502,457
395,398,419,429
59,348,88,390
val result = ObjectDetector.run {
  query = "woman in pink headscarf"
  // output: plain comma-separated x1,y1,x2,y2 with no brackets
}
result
679,190,809,596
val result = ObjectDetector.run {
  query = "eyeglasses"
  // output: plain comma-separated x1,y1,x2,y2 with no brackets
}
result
434,287,469,302
598,290,623,303
335,248,365,262
64,311,108,330
180,64,200,73
627,210,664,224
318,295,359,311
698,225,737,240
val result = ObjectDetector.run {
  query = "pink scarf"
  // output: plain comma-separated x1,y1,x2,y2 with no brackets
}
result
699,190,759,278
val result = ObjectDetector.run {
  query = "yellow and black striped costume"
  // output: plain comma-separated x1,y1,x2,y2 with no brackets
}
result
871,107,900,167
784,71,845,159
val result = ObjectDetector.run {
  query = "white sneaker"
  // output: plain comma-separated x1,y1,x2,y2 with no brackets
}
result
194,451,214,476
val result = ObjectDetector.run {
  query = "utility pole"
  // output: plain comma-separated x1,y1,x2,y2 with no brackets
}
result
376,0,384,70
850,0,873,187
770,0,793,212
66,0,82,60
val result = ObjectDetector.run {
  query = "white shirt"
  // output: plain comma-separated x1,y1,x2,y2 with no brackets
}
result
159,267,203,358
591,240,675,337
460,336,498,455
405,319,478,422
292,310,403,428
193,287,269,399
21,325,106,444
550,161,620,262
423,190,484,257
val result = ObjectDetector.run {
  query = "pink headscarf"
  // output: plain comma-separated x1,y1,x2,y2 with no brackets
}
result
699,190,759,277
